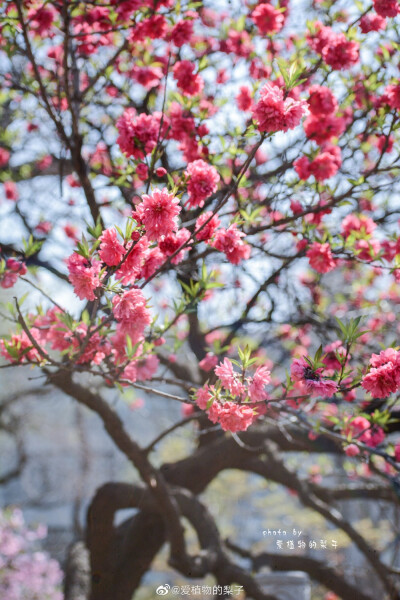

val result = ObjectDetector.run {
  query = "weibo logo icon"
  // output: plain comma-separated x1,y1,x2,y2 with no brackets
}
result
156,584,170,595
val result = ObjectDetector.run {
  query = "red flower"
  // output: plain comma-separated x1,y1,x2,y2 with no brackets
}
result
99,228,125,266
173,61,204,96
116,108,168,159
236,86,253,111
307,85,338,115
169,20,194,47
251,3,285,35
362,348,400,398
304,114,345,145
159,228,191,265
290,357,338,397
67,253,103,301
360,12,386,32
186,160,220,208
322,34,360,70
136,188,181,241
213,224,251,265
373,0,400,17
4,181,18,201
385,83,400,109
195,211,220,242
306,242,336,273
308,145,341,181
253,82,308,133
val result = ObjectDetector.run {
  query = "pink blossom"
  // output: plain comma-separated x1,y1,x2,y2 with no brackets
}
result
213,224,251,265
196,384,213,409
27,4,57,37
168,102,196,140
136,188,181,240
115,237,148,285
199,352,219,371
159,228,191,264
169,19,194,46
290,357,338,397
323,340,347,370
251,3,285,34
307,22,335,55
4,181,18,201
0,508,63,600
220,30,255,58
385,83,400,109
112,288,150,324
140,247,165,279
186,160,220,208
308,146,341,181
322,33,359,70
341,214,377,237
307,85,338,115
360,12,386,32
306,242,336,274
173,60,204,96
1,331,42,364
116,108,168,159
345,444,360,456
394,444,400,462
0,258,27,289
248,366,271,402
373,0,400,17
236,86,253,111
361,348,400,398
214,358,246,397
195,211,220,242
136,354,159,380
99,228,125,266
355,238,380,261
294,156,312,180
207,401,255,432
304,114,345,145
375,134,394,153
0,148,10,166
67,252,103,300
344,416,384,448
252,82,308,133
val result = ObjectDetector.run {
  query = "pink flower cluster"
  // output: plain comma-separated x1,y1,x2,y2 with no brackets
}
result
294,145,341,181
0,507,63,600
306,242,336,274
308,22,359,70
112,288,152,343
158,228,191,264
303,113,345,145
361,348,400,398
186,159,220,208
307,85,338,116
213,224,251,265
251,3,285,35
173,60,204,96
290,357,338,397
195,358,271,432
116,108,168,159
360,12,386,33
373,0,400,18
252,82,308,133
67,253,103,300
135,188,181,240
0,258,27,289
341,214,376,238
344,416,385,448
99,228,125,266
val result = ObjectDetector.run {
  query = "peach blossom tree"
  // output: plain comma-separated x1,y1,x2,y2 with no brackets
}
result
0,0,400,599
